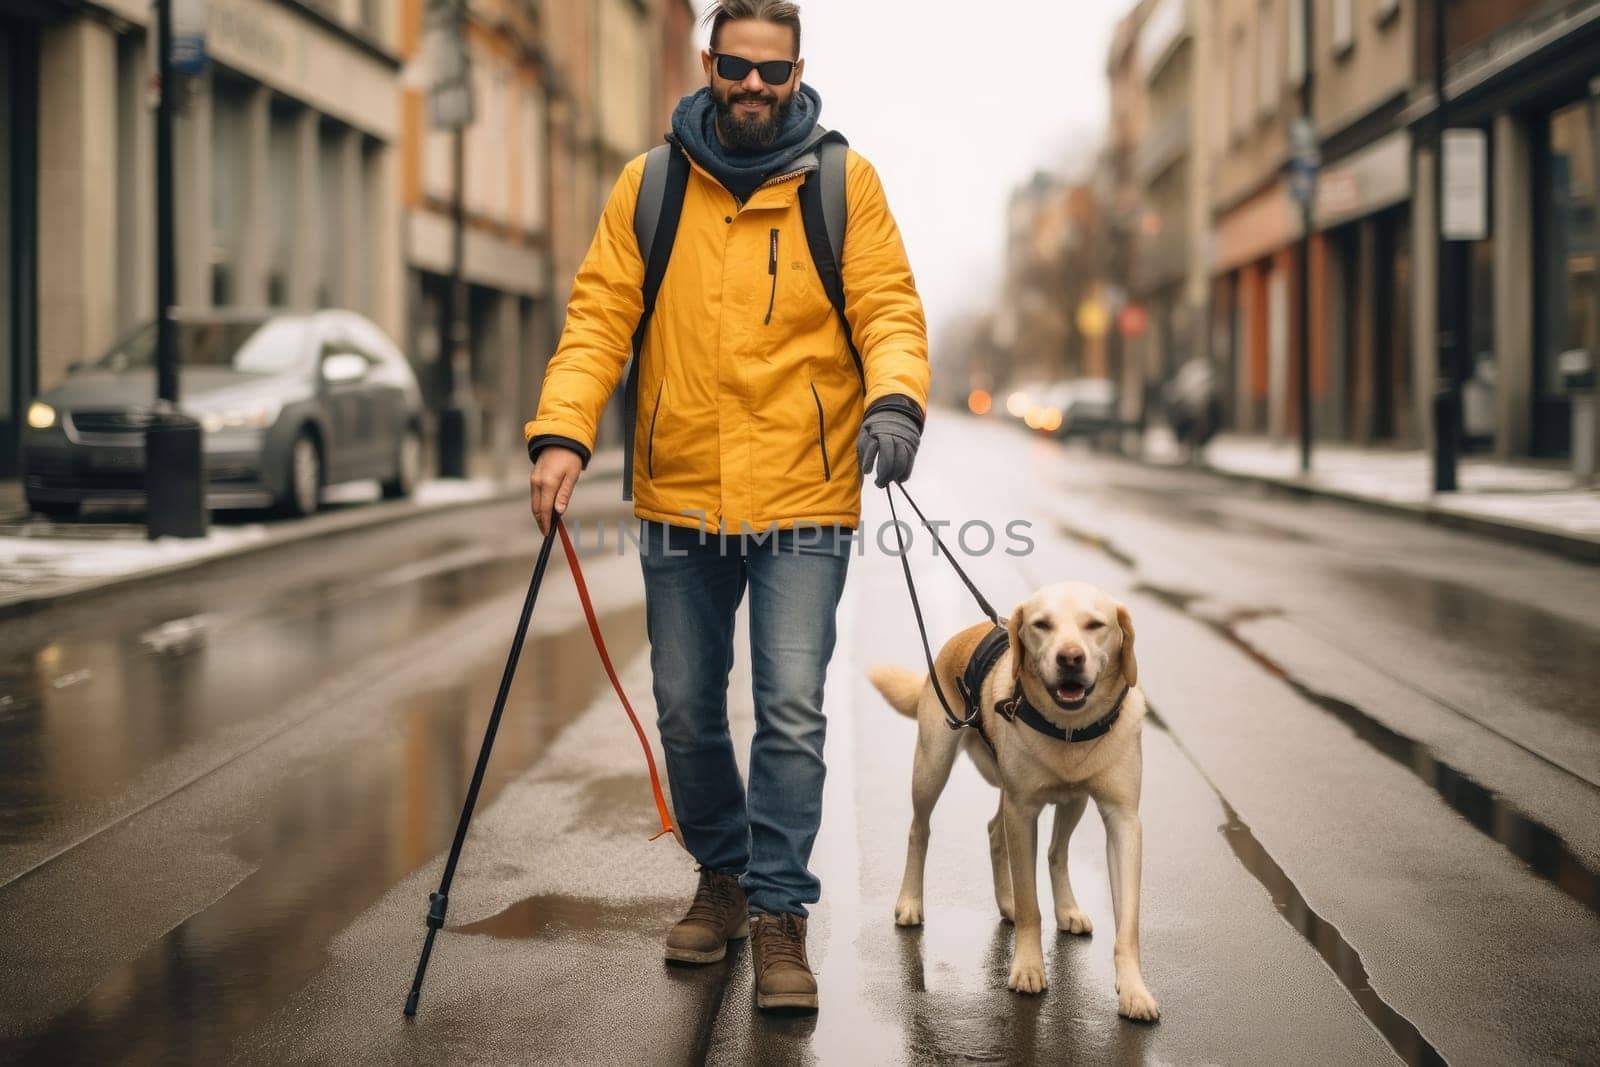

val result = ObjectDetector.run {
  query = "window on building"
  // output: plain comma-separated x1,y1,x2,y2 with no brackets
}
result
361,140,384,317
1257,0,1279,120
521,85,546,233
267,102,297,307
1541,99,1598,400
212,78,251,308
1231,24,1250,139
318,120,343,310
115,33,149,332
1286,0,1305,89
491,69,509,222
1332,0,1356,57
1,30,13,432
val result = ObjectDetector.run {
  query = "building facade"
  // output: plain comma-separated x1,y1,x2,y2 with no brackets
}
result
1,0,699,482
1206,0,1308,439
400,0,550,479
1310,0,1417,446
1129,0,1210,419
2,0,403,480
1406,0,1600,462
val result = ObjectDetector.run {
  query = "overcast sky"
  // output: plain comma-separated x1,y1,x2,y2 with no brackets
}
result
687,0,1129,338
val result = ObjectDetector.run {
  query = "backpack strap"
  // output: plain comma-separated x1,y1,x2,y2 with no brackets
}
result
799,137,863,387
622,142,689,502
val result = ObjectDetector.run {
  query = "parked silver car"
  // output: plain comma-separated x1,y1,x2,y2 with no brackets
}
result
22,308,425,519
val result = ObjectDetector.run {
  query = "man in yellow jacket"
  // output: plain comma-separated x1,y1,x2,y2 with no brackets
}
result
524,0,929,1012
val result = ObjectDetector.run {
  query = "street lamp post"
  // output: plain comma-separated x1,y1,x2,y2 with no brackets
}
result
1288,0,1319,477
427,0,476,479
436,126,473,478
1431,0,1471,493
144,0,207,539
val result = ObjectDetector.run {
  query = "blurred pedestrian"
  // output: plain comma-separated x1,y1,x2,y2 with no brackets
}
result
523,0,930,1013
1163,355,1222,462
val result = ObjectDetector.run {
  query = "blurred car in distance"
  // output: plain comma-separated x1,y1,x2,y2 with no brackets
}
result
1032,378,1118,439
22,308,424,519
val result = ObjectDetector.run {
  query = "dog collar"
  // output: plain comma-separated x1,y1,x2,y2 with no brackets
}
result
995,684,1129,744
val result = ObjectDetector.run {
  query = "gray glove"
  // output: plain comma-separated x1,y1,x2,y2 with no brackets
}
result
857,398,923,488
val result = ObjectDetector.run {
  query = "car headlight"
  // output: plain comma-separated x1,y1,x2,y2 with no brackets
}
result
200,403,280,434
27,402,57,430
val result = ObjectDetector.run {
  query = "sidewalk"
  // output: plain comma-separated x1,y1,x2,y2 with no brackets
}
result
1143,431,1600,563
0,447,626,616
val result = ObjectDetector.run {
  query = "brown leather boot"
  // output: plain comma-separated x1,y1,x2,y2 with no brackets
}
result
750,912,818,1011
664,868,749,963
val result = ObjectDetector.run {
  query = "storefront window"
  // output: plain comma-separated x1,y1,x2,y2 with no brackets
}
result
1543,98,1598,396
1,29,13,435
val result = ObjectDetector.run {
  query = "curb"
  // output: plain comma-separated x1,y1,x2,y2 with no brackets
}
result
0,454,627,619
1189,462,1600,565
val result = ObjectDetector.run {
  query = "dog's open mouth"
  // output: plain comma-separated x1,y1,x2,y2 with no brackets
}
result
1051,679,1095,710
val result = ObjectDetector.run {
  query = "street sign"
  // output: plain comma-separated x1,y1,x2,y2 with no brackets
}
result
1442,127,1488,241
1288,116,1320,207
170,0,208,75
1118,304,1149,339
1076,298,1109,341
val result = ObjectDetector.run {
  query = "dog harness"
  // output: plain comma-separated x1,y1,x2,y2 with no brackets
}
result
885,484,1129,750
995,683,1129,743
959,625,1128,745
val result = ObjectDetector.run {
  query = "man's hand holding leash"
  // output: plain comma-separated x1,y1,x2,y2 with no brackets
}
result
529,446,584,536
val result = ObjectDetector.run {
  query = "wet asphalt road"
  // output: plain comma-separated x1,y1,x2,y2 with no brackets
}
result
2,410,1598,1065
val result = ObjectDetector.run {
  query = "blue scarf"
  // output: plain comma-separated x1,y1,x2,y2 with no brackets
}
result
670,83,824,202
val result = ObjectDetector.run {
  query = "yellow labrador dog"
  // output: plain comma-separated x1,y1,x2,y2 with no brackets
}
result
868,580,1159,1021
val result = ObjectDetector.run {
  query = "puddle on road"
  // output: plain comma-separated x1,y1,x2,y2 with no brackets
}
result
8,604,648,1064
452,893,678,940
1135,581,1600,921
0,543,546,854
1145,708,1447,1067
1338,567,1600,733
1104,482,1315,543
575,772,662,835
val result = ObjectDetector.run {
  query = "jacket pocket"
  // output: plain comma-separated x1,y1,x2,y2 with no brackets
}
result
646,380,664,480
809,380,831,482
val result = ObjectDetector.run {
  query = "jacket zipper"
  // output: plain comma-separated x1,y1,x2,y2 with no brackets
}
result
764,229,778,325
647,381,663,479
810,382,831,482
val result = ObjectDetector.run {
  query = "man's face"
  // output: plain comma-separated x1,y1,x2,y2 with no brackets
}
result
701,19,804,150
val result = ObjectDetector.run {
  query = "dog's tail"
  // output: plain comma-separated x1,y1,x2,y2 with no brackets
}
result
867,664,926,719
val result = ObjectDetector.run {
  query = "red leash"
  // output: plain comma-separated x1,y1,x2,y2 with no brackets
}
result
555,519,680,848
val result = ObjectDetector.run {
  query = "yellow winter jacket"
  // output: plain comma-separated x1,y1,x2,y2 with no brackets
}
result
522,144,930,534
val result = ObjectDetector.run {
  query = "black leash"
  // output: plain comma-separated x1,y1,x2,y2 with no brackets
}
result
883,483,1000,734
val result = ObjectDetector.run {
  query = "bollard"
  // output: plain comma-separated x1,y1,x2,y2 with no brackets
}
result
1559,350,1596,483
1431,382,1458,494
145,407,209,539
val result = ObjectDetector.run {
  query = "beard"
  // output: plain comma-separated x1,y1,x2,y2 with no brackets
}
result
714,88,792,151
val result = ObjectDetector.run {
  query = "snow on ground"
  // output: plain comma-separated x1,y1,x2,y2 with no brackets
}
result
1195,435,1600,542
0,477,514,606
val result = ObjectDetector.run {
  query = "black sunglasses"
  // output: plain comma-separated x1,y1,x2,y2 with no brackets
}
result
711,52,796,85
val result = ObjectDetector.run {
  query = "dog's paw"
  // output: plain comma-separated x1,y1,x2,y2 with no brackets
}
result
1117,984,1160,1022
1007,957,1048,995
1056,908,1093,935
997,898,1016,924
893,898,924,926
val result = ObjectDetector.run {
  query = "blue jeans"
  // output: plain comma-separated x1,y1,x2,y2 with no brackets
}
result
639,519,853,917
